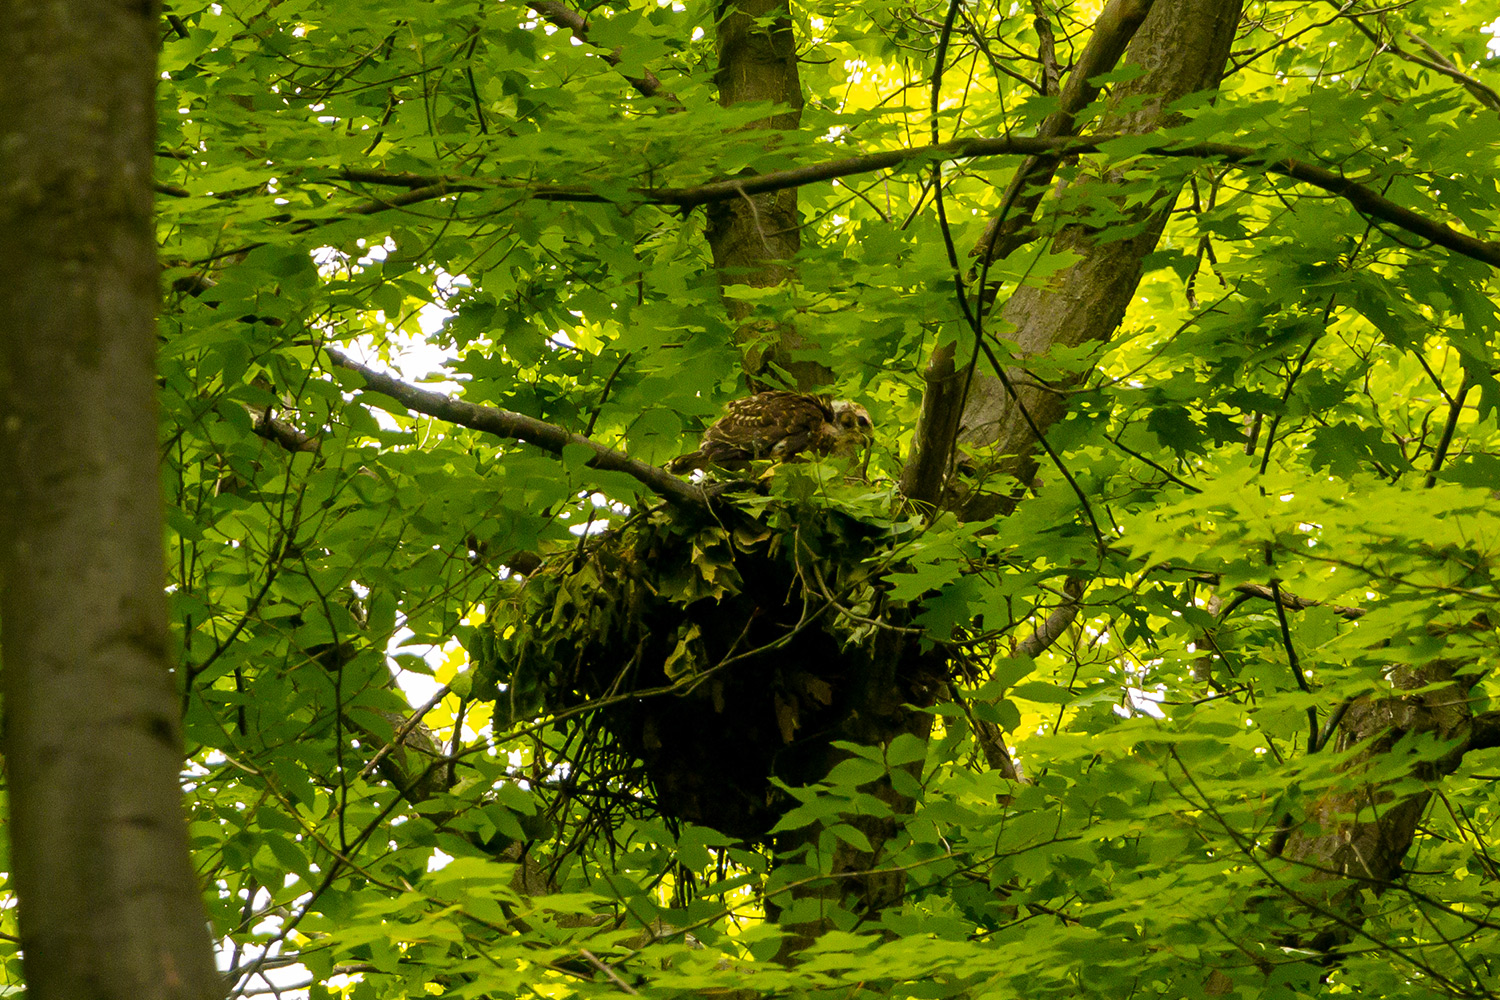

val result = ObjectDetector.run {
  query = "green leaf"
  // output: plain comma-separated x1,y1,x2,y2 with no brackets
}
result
885,732,927,767
823,756,886,788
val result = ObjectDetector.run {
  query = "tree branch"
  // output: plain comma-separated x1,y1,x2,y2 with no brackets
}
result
192,129,1500,272
901,0,1157,510
1398,31,1500,112
318,133,1500,269
1327,2,1500,113
1222,581,1366,621
1031,0,1061,96
527,0,677,103
252,409,319,452
323,349,709,511
972,0,1157,265
1017,578,1086,659
658,136,1500,268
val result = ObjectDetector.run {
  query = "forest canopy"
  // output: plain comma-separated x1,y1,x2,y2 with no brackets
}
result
3,1,1500,998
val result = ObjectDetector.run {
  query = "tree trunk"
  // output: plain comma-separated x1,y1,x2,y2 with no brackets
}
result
1277,661,1480,950
901,0,1159,508
953,0,1242,518
773,0,1245,954
708,0,828,388
0,2,223,997
940,0,1493,963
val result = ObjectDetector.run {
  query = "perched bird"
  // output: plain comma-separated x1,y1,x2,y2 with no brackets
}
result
669,391,873,473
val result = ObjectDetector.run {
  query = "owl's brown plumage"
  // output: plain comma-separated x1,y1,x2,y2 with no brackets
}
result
669,391,873,473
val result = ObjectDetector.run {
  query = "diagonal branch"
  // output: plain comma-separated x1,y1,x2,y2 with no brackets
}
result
1017,577,1086,659
323,349,708,511
972,0,1157,265
527,0,678,103
949,0,1242,525
1397,30,1500,112
901,0,1157,510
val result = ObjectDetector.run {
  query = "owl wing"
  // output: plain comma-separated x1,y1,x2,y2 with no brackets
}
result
669,392,831,472
704,392,829,461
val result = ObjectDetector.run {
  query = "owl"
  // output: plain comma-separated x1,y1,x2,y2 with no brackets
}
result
669,391,873,473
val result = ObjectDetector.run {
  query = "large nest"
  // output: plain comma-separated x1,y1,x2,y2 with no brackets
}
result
474,482,943,840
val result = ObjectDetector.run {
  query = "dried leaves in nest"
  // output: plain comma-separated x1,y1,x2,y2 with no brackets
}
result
471,490,906,839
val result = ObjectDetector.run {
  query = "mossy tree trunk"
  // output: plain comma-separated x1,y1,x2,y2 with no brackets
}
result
0,2,223,996
707,0,830,389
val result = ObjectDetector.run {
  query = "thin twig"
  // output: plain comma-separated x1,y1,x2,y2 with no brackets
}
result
1269,578,1320,754
527,1,678,103
1424,372,1471,488
579,949,641,996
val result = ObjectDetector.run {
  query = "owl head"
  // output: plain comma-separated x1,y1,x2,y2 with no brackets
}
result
830,400,873,436
826,400,874,459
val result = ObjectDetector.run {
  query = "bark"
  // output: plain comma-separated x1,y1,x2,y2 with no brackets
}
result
708,0,827,388
0,2,223,997
953,0,1243,518
924,0,1491,962
1277,661,1480,950
901,0,1158,508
